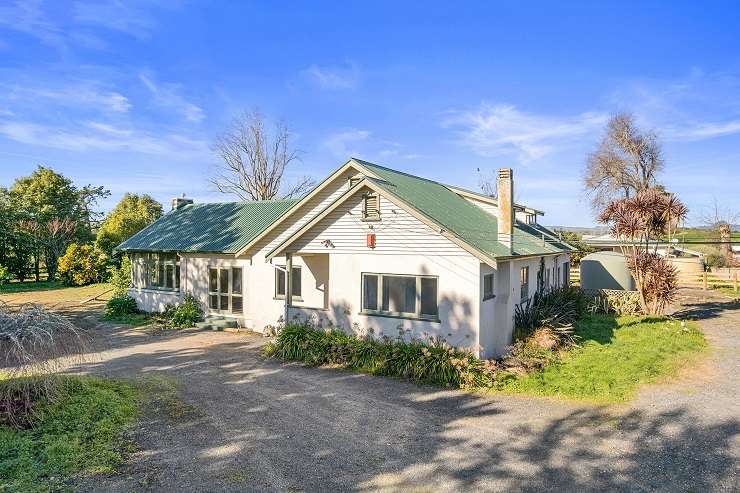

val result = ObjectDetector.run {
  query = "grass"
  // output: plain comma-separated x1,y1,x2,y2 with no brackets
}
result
711,285,740,300
502,315,707,402
0,281,61,294
0,376,140,493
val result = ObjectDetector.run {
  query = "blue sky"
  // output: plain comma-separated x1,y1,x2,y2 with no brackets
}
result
0,1,738,226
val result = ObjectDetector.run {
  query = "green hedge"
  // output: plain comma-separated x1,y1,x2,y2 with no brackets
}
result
265,324,499,388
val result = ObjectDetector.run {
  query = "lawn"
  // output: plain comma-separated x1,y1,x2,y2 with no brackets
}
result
101,312,153,327
0,280,62,294
502,315,707,402
0,376,140,493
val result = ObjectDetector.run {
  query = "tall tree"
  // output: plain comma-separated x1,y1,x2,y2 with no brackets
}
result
700,197,739,265
210,110,314,201
584,113,664,210
96,193,163,256
10,166,108,281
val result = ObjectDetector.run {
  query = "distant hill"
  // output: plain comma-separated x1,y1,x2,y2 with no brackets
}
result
547,226,609,236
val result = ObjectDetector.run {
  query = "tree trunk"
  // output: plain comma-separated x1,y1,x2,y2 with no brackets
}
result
719,223,732,265
34,251,40,282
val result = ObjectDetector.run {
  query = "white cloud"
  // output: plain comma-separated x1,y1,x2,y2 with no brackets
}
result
667,120,740,141
6,82,131,113
139,73,204,123
73,0,166,39
302,62,360,90
0,119,208,158
0,0,63,47
323,129,370,157
445,103,606,162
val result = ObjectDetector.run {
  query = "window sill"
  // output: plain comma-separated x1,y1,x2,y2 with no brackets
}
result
482,294,496,301
131,287,181,294
274,296,304,302
361,217,381,222
359,311,440,323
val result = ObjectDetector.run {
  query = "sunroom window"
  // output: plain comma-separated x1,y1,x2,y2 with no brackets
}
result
361,273,438,320
144,253,179,292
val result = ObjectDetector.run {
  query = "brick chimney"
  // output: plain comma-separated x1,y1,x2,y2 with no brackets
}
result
497,168,513,253
171,194,193,211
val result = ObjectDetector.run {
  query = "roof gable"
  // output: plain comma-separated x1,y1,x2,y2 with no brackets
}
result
116,200,297,254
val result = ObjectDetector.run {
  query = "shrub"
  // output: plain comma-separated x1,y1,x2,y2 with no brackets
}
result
586,290,641,316
267,323,498,389
109,256,132,298
513,286,586,341
168,294,203,328
57,243,108,287
105,295,139,317
0,264,10,285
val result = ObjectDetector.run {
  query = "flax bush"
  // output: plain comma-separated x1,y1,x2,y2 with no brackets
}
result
265,324,499,389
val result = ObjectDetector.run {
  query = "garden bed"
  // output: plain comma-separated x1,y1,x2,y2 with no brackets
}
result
266,314,706,403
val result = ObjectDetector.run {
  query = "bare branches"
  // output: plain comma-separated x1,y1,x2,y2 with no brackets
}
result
211,110,315,201
585,113,664,210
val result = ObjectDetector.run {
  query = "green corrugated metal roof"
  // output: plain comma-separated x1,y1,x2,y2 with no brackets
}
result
116,199,298,254
354,159,571,258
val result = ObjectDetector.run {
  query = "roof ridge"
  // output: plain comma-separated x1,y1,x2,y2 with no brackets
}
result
186,198,300,207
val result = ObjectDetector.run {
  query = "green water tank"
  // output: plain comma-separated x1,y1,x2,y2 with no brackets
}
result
580,251,636,291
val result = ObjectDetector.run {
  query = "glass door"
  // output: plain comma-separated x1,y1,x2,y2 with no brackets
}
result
208,267,243,314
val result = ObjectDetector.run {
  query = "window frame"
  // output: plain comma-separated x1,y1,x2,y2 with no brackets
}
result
360,272,439,321
207,266,244,314
274,265,303,301
482,272,496,301
143,252,180,292
520,266,530,301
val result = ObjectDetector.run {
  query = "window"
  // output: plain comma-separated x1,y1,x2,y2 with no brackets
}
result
361,273,438,319
545,268,551,288
208,267,244,313
275,266,302,299
483,273,495,300
349,176,362,188
520,266,530,301
525,213,537,225
562,262,570,286
144,253,179,292
362,192,380,221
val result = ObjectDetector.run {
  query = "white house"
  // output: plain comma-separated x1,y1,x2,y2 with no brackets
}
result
117,159,572,358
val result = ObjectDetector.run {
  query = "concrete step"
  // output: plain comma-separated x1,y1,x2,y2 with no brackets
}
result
194,321,213,330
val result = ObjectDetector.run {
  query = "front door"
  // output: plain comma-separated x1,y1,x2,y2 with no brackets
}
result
208,267,243,314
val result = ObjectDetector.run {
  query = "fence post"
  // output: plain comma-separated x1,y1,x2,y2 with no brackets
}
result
703,271,708,291
734,272,738,293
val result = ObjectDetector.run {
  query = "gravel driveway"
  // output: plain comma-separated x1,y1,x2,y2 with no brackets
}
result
63,288,739,492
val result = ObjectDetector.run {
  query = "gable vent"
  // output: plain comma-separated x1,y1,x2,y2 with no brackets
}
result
362,192,380,221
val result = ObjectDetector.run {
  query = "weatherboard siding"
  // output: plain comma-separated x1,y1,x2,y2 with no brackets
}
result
289,191,472,256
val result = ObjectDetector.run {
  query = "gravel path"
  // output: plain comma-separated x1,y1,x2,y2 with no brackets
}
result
60,288,740,492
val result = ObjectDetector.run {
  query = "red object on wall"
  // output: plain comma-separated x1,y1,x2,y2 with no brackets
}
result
366,233,376,249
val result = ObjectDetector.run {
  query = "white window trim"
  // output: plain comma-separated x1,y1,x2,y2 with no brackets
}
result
144,252,180,292
274,265,303,301
483,272,496,301
360,272,439,321
207,266,243,314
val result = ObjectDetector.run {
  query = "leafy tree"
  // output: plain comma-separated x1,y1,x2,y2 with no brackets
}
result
96,194,162,256
109,256,133,297
555,230,595,265
57,243,108,286
598,189,688,315
9,166,108,281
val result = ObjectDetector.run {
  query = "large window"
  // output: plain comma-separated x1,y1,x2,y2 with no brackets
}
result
275,266,302,299
144,253,179,291
520,266,530,301
208,267,243,313
361,273,438,319
562,262,570,287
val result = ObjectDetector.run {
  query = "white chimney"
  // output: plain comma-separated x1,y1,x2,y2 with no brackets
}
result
171,193,193,211
497,168,513,253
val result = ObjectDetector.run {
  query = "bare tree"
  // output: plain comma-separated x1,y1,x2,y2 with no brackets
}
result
700,197,739,265
19,217,77,282
584,112,664,210
476,168,497,197
211,110,315,201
